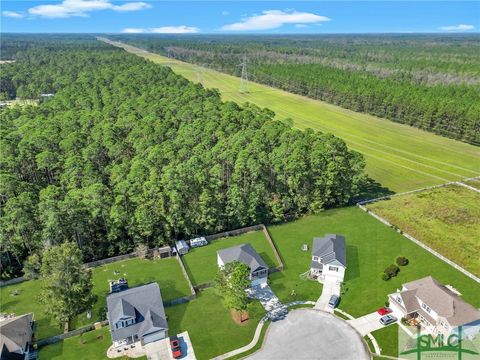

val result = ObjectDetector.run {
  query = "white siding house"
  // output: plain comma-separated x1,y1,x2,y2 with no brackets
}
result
217,243,269,288
310,234,347,284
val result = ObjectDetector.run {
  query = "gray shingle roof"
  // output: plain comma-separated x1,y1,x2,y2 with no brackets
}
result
217,243,268,272
403,276,480,327
312,234,347,268
106,283,167,342
0,313,33,355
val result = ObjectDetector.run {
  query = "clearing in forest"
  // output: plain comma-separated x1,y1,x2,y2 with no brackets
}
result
366,185,480,276
101,39,480,194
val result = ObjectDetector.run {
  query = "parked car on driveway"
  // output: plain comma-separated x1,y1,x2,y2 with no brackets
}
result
328,295,340,308
377,307,392,316
379,315,397,325
170,335,182,359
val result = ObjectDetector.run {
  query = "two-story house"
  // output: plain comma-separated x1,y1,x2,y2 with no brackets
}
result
388,276,480,338
0,313,36,360
310,234,347,283
217,243,269,288
106,283,168,348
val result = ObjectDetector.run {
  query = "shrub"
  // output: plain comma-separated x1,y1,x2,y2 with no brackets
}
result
396,256,409,266
381,272,391,281
384,264,400,278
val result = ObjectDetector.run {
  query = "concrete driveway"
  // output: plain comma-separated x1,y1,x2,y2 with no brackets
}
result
247,309,369,360
247,285,288,321
144,331,196,360
348,312,396,336
314,278,341,313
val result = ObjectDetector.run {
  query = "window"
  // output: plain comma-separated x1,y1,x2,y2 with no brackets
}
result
440,320,449,329
421,302,432,313
396,296,402,304
328,266,338,272
312,256,319,262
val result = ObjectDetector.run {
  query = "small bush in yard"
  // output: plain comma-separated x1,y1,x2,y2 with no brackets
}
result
396,256,409,266
384,264,400,278
381,272,391,281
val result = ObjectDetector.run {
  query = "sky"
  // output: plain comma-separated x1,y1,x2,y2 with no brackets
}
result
1,1,479,34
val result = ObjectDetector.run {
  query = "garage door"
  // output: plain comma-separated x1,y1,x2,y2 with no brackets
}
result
143,330,167,344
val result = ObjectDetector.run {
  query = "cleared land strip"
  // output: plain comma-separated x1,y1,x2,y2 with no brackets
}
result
101,39,480,193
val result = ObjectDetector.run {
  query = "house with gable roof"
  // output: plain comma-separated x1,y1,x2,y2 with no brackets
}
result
388,276,480,338
310,234,347,283
106,282,168,348
217,243,269,288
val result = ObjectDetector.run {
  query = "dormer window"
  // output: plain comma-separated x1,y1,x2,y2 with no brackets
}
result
313,256,319,262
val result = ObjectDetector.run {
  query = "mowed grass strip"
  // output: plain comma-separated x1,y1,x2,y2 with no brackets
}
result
367,185,480,276
37,326,142,360
0,257,191,339
108,41,480,193
166,288,265,360
371,324,399,357
266,207,480,317
182,231,278,286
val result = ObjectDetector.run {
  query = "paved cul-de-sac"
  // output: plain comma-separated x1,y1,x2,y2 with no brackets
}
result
247,309,370,360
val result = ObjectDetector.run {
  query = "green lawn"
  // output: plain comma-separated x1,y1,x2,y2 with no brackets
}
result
106,40,480,193
38,326,145,360
267,206,480,317
367,185,480,276
166,288,265,360
0,257,191,339
371,324,399,357
182,231,279,286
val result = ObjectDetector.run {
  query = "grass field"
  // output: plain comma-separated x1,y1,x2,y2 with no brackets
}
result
463,178,480,190
166,288,265,360
0,257,191,339
182,231,279,286
266,207,480,317
101,39,480,193
37,326,143,360
371,324,399,357
367,185,480,276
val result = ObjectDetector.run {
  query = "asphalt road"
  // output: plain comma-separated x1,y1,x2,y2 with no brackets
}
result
247,309,369,360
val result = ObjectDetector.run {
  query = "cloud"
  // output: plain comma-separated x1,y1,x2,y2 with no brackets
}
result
121,26,199,34
28,0,151,18
221,11,229,16
295,24,309,28
439,24,475,31
2,11,24,18
222,9,330,31
122,28,146,33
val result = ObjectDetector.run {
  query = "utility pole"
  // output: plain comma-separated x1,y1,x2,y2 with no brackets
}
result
239,55,249,93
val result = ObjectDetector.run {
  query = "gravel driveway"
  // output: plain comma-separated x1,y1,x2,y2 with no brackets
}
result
247,309,369,360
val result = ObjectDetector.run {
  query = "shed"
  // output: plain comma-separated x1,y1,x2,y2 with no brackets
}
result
175,240,189,255
190,236,208,248
157,246,172,259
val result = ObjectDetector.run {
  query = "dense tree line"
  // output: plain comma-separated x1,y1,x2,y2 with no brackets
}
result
112,34,480,144
0,38,366,279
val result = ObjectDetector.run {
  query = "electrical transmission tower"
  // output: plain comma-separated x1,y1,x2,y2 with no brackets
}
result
239,55,249,93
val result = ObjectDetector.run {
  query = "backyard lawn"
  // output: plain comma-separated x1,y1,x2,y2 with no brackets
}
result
367,185,480,276
37,326,144,360
0,257,191,339
182,231,279,286
166,288,265,360
267,206,480,317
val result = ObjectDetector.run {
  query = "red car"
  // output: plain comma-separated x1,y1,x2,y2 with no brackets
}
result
377,307,392,316
170,336,182,359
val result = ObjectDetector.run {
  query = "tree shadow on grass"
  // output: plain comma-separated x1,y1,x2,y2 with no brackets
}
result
355,178,395,203
345,245,360,281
